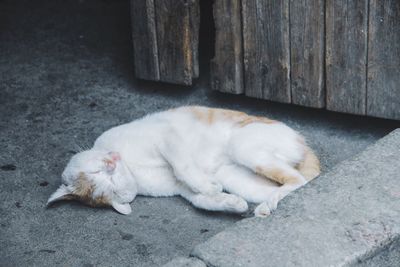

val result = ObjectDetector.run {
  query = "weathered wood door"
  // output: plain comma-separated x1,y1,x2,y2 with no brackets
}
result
326,0,369,115
131,0,400,120
130,0,199,85
211,0,399,119
366,0,400,120
210,0,325,107
326,0,400,120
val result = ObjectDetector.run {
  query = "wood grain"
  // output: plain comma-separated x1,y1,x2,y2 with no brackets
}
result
189,0,200,79
242,0,291,103
326,0,369,115
154,0,193,85
211,0,244,94
130,0,160,81
367,0,400,120
290,0,325,108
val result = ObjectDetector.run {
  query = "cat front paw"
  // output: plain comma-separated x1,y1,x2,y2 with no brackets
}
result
224,195,248,213
254,202,271,217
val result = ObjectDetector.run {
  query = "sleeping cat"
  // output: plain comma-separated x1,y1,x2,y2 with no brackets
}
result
47,106,320,217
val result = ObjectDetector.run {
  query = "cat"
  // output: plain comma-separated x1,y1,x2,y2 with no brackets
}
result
47,106,320,217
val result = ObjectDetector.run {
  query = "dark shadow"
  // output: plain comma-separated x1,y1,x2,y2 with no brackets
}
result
197,0,215,85
205,89,400,132
0,0,136,85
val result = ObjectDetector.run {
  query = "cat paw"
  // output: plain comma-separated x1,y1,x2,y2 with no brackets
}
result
265,193,279,211
225,195,248,213
254,202,271,217
264,189,288,212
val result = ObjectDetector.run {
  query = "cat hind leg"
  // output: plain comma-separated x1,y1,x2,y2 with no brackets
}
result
253,163,307,212
215,164,280,216
179,186,248,213
254,202,271,217
229,143,307,211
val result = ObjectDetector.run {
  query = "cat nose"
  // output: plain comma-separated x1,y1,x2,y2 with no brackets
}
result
108,152,121,161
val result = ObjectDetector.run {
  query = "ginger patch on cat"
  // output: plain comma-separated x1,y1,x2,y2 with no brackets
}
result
189,106,277,127
255,167,302,185
237,116,277,127
73,173,109,207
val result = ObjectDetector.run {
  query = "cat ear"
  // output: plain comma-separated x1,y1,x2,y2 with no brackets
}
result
47,184,75,206
111,201,132,215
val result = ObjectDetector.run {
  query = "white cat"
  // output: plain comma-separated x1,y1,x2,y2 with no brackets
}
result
47,106,320,217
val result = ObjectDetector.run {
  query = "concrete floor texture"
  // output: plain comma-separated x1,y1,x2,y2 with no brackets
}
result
0,1,399,266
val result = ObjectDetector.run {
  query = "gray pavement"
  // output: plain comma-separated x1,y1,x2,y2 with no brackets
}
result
0,0,399,266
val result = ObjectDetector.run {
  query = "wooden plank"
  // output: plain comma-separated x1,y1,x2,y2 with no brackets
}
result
154,0,193,85
210,0,244,94
130,0,159,81
326,0,369,115
189,0,200,79
290,0,325,108
242,0,290,103
367,0,400,120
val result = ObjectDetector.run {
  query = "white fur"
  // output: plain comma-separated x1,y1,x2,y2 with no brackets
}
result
48,106,315,216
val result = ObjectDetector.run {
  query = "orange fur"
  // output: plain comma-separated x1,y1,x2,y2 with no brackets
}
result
237,115,277,127
73,173,109,207
296,147,320,181
255,147,320,184
189,106,277,127
255,167,302,185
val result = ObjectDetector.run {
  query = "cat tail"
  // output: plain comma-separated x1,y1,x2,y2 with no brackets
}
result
297,146,320,181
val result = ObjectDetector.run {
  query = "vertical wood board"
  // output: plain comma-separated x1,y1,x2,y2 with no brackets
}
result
290,0,325,108
154,0,193,85
326,0,369,115
211,0,244,94
367,0,400,120
189,0,200,79
242,0,291,103
130,0,160,81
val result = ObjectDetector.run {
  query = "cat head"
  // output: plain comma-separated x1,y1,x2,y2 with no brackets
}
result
47,149,137,215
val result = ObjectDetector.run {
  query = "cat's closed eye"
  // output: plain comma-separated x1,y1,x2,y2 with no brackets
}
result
88,170,101,174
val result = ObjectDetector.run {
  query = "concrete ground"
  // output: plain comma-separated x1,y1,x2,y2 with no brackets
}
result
0,0,398,266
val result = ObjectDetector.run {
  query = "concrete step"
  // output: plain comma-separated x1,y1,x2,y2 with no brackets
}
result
166,129,400,267
163,257,206,267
